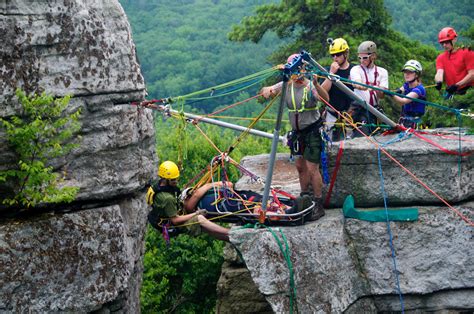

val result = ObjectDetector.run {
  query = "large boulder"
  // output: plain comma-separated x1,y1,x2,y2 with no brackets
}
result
228,203,473,312
223,132,474,313
0,1,155,312
236,132,473,207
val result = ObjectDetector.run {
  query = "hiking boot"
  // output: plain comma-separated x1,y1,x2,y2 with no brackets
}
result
308,197,325,221
286,194,312,214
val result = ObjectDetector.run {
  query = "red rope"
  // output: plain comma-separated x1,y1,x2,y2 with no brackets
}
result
317,96,474,227
324,141,344,208
410,130,471,156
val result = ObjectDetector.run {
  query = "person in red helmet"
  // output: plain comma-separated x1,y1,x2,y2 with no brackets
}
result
435,27,474,96
260,53,329,221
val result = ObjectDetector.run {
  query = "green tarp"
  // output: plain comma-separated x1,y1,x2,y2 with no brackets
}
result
342,195,418,222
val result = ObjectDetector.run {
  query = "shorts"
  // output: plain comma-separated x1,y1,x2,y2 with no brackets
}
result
289,128,322,164
183,215,202,236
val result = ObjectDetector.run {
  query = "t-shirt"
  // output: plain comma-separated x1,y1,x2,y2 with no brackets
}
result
350,65,389,107
270,79,321,131
436,48,474,88
327,64,354,112
401,82,426,116
153,190,180,218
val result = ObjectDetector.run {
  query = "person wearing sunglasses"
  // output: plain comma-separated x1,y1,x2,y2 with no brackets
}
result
434,27,474,97
389,60,426,129
320,38,355,141
146,161,230,241
260,54,330,221
349,41,389,136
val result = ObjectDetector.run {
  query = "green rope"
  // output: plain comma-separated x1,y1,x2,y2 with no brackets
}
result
237,223,297,313
184,72,276,101
313,69,461,114
175,67,279,101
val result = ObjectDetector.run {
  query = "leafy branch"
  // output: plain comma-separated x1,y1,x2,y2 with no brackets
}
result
0,89,81,208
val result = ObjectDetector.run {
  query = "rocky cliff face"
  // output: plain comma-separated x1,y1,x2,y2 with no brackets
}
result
218,134,474,313
0,1,155,312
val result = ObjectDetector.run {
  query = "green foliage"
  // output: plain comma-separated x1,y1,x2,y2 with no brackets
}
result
0,89,81,208
141,226,224,313
385,0,474,47
119,0,281,113
155,109,286,184
228,0,473,129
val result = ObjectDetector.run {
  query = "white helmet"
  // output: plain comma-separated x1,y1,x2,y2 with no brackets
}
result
402,60,422,73
180,187,194,202
358,41,377,54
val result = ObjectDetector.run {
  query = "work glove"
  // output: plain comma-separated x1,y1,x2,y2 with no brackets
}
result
446,84,459,94
195,209,208,216
435,81,442,91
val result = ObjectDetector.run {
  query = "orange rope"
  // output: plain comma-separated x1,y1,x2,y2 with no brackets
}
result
318,96,474,227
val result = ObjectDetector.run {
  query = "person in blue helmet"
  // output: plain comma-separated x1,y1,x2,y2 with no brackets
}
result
389,60,426,129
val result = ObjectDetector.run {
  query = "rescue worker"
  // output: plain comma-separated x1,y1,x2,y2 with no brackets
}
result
146,161,230,241
260,54,330,221
349,41,389,136
389,60,426,129
321,38,355,141
435,27,474,97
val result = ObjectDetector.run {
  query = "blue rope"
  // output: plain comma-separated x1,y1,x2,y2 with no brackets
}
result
320,131,331,185
377,148,405,313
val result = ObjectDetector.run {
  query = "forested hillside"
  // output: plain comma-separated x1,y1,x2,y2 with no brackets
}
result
385,0,474,46
119,1,473,312
120,0,281,112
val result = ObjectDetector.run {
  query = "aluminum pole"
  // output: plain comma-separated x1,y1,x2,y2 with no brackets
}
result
260,75,289,211
166,108,285,142
304,52,398,128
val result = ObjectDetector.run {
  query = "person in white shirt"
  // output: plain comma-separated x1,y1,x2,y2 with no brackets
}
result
349,41,388,136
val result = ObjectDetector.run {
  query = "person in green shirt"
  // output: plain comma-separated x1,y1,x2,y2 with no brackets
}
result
146,161,230,241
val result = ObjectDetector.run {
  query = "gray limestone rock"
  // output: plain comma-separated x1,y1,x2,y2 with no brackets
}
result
236,132,474,207
228,204,474,313
0,0,155,312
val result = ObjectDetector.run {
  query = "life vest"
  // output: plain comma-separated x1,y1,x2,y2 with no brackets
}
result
288,80,318,113
146,181,182,230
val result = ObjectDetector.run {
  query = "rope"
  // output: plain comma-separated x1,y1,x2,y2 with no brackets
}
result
324,141,344,208
317,96,474,226
377,148,405,312
238,223,297,313
313,69,462,115
174,67,279,101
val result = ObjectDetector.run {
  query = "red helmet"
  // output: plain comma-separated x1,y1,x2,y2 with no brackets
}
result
287,53,299,64
438,27,457,43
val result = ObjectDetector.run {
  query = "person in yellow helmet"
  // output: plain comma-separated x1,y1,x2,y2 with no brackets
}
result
146,161,230,241
321,38,355,141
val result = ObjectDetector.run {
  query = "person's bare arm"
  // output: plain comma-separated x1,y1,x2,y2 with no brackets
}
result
183,181,233,211
313,77,329,102
392,91,419,105
435,69,444,84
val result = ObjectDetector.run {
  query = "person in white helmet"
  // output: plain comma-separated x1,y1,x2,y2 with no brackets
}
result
349,41,389,136
389,60,426,129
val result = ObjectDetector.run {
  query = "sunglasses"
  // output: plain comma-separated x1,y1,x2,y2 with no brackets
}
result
331,52,344,58
358,56,370,60
440,41,451,45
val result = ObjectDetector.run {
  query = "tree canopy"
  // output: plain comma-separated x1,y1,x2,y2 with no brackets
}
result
385,0,474,47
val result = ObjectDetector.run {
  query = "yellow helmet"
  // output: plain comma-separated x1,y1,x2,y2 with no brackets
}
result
329,38,349,54
158,161,180,179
